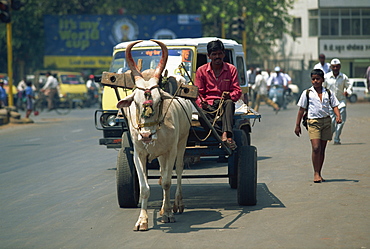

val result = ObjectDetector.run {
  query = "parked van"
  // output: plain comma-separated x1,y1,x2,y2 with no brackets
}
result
348,78,369,103
34,70,87,106
96,37,250,148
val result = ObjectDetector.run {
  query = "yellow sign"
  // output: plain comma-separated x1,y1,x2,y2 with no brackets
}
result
44,56,112,69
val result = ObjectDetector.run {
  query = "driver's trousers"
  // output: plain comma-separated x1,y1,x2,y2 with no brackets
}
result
199,99,235,136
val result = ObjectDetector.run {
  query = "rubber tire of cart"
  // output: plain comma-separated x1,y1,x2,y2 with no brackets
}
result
228,129,248,189
237,145,257,206
240,125,251,146
116,147,140,208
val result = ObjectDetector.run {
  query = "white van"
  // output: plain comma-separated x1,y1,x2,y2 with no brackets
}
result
348,78,369,103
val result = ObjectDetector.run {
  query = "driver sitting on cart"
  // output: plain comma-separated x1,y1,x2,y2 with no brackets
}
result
195,39,242,150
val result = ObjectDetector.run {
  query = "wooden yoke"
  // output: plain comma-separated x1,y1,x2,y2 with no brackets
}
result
101,72,199,100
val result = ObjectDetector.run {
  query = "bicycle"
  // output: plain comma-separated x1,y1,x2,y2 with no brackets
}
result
34,90,72,115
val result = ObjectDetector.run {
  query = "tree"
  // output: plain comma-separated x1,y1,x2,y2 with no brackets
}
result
200,0,294,65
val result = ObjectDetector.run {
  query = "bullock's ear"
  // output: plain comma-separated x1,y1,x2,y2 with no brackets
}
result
117,93,135,108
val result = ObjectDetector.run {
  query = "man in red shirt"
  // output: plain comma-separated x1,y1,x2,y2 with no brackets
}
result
195,40,242,149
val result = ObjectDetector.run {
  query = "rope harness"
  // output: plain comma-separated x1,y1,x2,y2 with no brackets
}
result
192,92,226,142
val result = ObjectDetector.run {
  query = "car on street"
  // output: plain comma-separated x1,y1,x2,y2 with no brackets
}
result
348,78,369,103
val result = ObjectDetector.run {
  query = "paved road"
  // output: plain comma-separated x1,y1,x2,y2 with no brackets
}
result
0,103,369,249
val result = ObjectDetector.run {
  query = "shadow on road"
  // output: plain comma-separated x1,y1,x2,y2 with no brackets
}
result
148,183,284,233
323,178,359,183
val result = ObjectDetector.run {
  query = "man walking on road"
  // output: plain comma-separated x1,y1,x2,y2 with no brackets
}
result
324,58,352,145
314,53,331,74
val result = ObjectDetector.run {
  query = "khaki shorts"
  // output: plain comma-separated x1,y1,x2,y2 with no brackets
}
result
308,116,332,140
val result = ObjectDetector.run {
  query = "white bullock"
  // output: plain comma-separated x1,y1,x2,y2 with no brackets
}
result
116,40,193,231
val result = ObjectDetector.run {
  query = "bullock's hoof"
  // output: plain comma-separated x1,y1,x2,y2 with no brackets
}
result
173,204,185,214
161,214,176,223
133,223,148,231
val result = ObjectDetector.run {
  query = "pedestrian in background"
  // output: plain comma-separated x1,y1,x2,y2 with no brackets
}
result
366,66,370,91
41,72,58,111
295,69,341,183
86,74,100,106
324,58,352,145
314,53,331,74
0,79,7,108
246,66,256,106
25,81,35,118
17,77,36,110
252,68,280,113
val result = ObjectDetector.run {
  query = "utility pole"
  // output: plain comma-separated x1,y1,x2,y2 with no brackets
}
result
1,0,24,107
221,18,225,38
242,6,247,64
6,22,14,106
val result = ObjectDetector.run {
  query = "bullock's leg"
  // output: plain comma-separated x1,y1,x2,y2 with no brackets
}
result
173,137,186,214
158,154,176,223
133,151,150,231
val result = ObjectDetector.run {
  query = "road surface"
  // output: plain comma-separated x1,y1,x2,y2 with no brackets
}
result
1,103,369,249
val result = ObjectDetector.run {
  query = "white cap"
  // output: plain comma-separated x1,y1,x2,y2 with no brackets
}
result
330,58,341,65
274,66,281,72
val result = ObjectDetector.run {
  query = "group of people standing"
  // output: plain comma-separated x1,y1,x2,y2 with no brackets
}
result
295,54,352,183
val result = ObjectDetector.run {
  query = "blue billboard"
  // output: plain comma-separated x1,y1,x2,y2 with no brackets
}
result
43,14,202,68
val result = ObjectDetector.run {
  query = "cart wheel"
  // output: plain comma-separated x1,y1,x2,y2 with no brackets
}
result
116,147,139,208
241,125,251,146
237,145,257,206
228,130,247,189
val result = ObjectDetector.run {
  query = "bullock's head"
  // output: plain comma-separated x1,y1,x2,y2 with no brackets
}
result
117,40,171,144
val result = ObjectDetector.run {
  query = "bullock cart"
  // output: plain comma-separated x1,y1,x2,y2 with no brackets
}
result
100,70,261,207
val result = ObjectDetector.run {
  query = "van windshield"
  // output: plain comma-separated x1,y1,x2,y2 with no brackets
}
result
110,48,193,82
60,74,85,85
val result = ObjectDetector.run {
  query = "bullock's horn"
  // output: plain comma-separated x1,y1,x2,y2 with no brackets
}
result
150,40,168,80
126,40,143,80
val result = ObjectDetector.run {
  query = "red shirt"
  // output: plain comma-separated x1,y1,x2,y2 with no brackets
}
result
195,62,242,106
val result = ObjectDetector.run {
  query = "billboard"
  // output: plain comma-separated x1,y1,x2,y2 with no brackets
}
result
44,14,201,69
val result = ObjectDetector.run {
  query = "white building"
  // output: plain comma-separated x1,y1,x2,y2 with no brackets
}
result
276,0,370,88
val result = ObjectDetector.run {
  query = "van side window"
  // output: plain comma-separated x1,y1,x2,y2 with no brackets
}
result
196,54,208,69
236,56,246,85
224,50,233,64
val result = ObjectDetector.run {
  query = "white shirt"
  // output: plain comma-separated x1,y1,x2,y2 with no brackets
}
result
284,73,292,83
323,71,351,105
253,74,268,95
267,72,287,87
297,86,339,119
17,80,36,92
42,75,58,90
314,62,331,74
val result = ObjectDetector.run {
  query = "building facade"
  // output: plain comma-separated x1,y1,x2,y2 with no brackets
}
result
276,0,370,89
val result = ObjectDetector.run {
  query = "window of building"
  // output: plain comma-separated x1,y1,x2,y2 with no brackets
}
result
293,18,302,37
309,8,370,37
309,10,318,36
